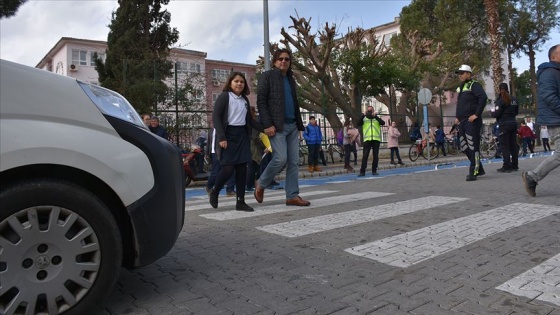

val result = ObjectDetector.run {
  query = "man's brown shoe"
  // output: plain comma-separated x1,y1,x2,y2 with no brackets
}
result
308,165,314,173
286,196,310,206
313,165,322,172
254,181,264,203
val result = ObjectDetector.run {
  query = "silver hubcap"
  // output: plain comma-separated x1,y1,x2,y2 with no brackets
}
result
0,206,101,314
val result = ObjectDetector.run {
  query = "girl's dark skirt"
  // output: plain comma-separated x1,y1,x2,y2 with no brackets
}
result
219,125,251,166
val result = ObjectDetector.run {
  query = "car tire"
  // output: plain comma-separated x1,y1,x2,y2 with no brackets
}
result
0,178,122,315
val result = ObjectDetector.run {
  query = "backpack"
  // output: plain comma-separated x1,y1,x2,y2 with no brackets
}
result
409,128,421,142
337,129,344,145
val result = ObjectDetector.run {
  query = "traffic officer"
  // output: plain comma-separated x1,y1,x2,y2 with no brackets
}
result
455,64,487,181
357,105,385,176
491,82,519,172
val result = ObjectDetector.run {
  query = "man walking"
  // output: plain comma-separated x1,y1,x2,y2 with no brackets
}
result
522,44,560,197
357,106,385,176
254,48,310,207
455,64,487,181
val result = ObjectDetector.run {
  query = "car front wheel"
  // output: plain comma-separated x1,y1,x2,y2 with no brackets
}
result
0,179,122,315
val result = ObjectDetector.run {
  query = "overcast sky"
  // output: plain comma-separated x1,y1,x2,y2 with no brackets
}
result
0,0,557,72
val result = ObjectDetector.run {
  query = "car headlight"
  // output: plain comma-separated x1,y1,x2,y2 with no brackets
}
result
79,82,145,128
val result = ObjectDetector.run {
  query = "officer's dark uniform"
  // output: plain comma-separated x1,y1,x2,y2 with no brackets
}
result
456,79,487,180
491,91,519,171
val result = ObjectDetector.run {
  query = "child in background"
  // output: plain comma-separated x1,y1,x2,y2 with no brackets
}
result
541,125,551,152
518,121,535,156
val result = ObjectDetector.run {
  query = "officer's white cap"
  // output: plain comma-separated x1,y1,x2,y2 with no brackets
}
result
455,64,472,73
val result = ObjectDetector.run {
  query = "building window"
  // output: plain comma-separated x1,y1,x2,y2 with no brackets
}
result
176,62,188,73
190,62,201,73
90,52,105,66
212,69,230,82
72,50,88,66
383,32,397,46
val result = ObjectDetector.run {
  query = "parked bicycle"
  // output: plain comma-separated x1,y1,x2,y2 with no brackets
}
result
480,133,499,158
409,139,439,161
327,137,344,163
298,140,308,166
444,136,460,155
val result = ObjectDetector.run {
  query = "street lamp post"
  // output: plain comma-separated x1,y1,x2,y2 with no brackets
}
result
263,0,270,71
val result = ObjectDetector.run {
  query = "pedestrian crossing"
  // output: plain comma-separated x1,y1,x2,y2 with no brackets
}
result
255,196,468,237
344,203,560,268
199,191,394,220
185,190,337,212
188,188,560,307
496,253,560,307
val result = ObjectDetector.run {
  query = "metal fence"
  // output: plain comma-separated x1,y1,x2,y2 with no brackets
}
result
158,110,534,152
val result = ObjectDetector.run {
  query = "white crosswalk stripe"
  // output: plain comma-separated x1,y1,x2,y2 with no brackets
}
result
199,191,394,221
256,196,468,237
186,189,292,210
345,203,560,268
187,190,336,212
496,253,560,307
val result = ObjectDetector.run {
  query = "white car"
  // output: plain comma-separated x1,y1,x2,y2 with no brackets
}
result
0,59,185,315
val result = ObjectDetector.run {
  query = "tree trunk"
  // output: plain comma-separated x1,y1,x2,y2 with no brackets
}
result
507,48,515,96
484,0,503,98
528,43,538,117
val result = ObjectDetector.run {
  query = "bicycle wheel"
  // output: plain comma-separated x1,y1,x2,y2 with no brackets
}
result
423,143,439,160
487,141,498,158
203,155,212,172
327,145,336,163
446,141,459,155
298,152,307,166
409,144,420,162
479,140,487,158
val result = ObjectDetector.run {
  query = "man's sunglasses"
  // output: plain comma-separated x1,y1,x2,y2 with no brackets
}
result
277,57,291,62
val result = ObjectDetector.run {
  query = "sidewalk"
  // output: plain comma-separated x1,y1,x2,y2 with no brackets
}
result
293,147,468,180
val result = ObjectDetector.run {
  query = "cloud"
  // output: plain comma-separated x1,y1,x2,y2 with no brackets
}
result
166,0,268,63
1,1,116,65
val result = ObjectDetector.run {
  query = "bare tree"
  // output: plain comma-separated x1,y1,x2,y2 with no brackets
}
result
275,16,394,132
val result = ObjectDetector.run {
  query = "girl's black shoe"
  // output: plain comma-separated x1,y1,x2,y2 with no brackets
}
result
209,189,218,208
236,198,254,212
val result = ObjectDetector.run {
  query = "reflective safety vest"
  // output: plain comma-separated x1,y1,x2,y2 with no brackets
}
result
456,80,479,93
362,117,382,141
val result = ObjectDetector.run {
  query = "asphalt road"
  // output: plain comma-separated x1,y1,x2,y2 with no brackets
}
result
97,153,560,315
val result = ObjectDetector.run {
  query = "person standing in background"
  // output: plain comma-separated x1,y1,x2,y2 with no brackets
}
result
387,121,405,165
491,83,518,172
357,106,385,176
434,125,447,156
518,121,535,157
303,116,323,173
541,125,551,152
149,116,169,140
342,120,353,171
141,113,152,127
525,117,535,153
347,122,360,165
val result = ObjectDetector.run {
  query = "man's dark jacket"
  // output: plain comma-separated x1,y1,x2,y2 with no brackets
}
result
257,68,305,132
536,61,560,126
455,79,487,121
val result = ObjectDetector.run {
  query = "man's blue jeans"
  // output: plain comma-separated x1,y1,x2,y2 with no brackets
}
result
259,123,300,199
529,126,560,182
